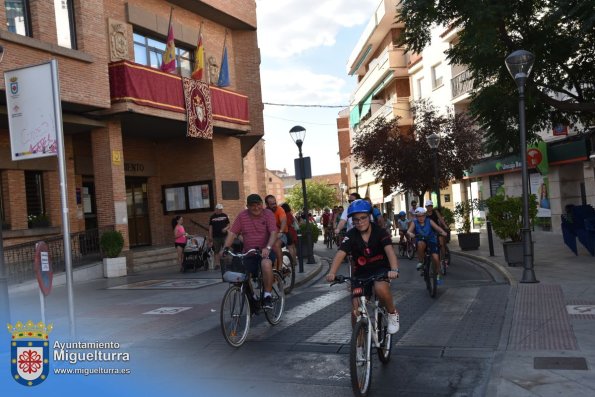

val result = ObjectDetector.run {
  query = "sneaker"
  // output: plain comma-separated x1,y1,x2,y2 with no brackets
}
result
437,275,443,285
416,262,423,271
262,296,273,310
387,312,400,334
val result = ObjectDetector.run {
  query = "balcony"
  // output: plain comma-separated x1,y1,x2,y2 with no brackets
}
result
108,61,250,126
388,46,409,77
451,69,473,100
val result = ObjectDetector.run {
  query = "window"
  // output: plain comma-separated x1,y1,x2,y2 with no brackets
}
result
133,32,193,76
5,0,31,37
25,171,45,216
431,63,443,89
162,181,213,214
416,77,424,99
54,0,77,49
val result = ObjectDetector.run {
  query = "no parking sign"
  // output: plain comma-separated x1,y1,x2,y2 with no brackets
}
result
34,241,53,296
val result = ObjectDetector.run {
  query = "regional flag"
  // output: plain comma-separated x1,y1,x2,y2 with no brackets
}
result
192,34,204,81
161,14,176,73
217,45,230,87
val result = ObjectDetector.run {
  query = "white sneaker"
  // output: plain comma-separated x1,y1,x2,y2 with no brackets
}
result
387,312,400,334
416,262,423,270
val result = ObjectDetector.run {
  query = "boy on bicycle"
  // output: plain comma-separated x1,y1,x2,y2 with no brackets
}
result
396,211,410,245
326,199,401,334
407,207,448,284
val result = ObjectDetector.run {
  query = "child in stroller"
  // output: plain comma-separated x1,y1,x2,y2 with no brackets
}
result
182,235,212,272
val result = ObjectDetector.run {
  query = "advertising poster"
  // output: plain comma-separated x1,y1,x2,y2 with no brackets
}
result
530,172,551,218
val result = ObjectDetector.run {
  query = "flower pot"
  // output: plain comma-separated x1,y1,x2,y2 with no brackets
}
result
502,241,524,267
457,232,480,251
103,257,127,278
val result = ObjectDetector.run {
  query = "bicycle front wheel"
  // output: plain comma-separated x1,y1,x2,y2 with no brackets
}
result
220,285,251,347
377,312,392,363
406,242,415,260
281,251,295,294
428,265,437,298
350,321,372,397
264,271,285,325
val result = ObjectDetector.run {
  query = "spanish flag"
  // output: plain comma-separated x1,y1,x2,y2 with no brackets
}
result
161,9,176,73
191,34,204,81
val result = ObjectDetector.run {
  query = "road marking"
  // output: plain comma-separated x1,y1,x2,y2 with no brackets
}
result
143,307,192,315
110,279,220,290
566,305,595,315
249,289,350,340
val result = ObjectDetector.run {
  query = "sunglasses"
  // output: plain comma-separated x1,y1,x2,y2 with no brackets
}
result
352,215,369,223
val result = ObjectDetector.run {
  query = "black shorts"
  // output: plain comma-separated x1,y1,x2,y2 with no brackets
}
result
174,242,186,249
353,263,391,281
243,252,277,276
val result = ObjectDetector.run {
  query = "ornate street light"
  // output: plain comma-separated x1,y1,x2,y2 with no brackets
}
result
505,49,538,283
289,125,314,268
426,132,441,208
353,166,361,193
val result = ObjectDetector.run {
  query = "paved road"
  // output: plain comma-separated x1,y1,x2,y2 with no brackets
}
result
3,244,510,396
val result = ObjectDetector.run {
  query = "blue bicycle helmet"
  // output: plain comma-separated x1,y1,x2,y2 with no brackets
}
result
347,199,372,218
398,211,406,217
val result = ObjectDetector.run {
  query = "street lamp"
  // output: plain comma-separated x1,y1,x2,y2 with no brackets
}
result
353,166,361,194
426,132,441,208
339,182,346,206
289,125,315,267
505,49,538,283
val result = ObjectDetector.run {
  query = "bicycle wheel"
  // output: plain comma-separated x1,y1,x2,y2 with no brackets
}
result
377,312,392,363
281,251,295,294
398,243,405,258
429,265,438,298
220,285,251,347
264,271,285,325
406,241,415,260
423,257,431,293
350,321,372,397
327,231,334,249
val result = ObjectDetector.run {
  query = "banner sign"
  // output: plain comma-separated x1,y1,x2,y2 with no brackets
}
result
4,62,59,160
182,77,213,139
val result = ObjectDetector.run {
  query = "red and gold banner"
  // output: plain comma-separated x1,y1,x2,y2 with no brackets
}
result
182,77,213,139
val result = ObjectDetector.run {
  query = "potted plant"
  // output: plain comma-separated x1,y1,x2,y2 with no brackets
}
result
453,199,481,250
485,195,537,266
100,230,126,277
28,213,50,228
299,222,320,256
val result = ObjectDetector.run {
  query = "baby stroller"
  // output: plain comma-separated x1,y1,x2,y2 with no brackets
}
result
182,235,212,272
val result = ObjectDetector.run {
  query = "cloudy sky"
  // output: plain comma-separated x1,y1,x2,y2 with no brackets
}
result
256,0,378,176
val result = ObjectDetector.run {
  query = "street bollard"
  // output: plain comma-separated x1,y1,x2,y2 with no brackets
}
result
487,220,495,256
297,232,304,273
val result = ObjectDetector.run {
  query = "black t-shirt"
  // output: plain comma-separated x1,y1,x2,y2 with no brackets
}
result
339,223,392,275
209,212,230,238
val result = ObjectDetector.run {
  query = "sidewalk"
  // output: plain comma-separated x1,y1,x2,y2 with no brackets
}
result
449,230,595,397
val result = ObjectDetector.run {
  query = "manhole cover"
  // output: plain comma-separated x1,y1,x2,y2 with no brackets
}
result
534,357,588,370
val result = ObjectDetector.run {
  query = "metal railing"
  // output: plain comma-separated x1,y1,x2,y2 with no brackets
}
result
5,226,114,285
451,69,474,99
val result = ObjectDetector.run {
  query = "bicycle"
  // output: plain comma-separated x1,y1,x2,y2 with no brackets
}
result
219,249,285,348
331,272,393,397
440,243,451,276
397,235,416,260
280,245,296,294
416,235,437,298
326,226,335,249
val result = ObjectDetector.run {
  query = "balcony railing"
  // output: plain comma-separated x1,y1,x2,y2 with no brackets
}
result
451,69,474,99
5,226,115,285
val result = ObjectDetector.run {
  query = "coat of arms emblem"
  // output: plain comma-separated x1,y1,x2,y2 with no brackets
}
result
8,320,53,387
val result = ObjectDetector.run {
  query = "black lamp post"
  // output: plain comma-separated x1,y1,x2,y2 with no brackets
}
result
353,166,361,194
505,49,538,283
426,132,441,208
290,125,315,267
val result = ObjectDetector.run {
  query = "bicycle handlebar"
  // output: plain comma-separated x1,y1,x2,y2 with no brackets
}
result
330,271,389,287
222,248,260,258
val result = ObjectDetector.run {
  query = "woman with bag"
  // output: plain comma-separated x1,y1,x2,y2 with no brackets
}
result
172,215,188,272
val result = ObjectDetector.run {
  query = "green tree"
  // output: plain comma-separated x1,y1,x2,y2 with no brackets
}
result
285,180,337,212
397,0,595,155
352,100,483,200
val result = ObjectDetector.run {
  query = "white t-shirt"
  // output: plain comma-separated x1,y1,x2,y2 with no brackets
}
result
340,208,353,231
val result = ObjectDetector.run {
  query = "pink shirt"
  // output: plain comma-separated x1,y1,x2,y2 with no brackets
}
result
174,225,186,244
230,209,277,252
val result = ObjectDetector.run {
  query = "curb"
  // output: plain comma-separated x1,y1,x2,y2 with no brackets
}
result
451,251,516,285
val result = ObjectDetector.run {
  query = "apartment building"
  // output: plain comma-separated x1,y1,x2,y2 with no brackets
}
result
339,0,412,212
0,0,265,251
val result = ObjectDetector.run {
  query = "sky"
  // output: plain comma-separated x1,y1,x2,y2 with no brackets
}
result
255,0,379,176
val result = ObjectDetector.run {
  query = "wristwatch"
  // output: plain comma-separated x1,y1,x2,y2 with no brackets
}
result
266,245,271,250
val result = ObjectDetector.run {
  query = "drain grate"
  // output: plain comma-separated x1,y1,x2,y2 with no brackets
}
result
534,357,588,370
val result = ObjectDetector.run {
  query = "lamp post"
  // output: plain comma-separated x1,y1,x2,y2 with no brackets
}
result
505,49,538,283
353,166,361,194
290,125,315,267
339,182,346,206
426,132,441,208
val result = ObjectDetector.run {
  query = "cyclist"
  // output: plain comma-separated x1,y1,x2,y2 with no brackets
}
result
321,208,332,244
407,207,448,284
408,200,418,219
326,199,400,334
335,192,361,235
223,193,278,309
424,200,450,264
265,194,287,272
396,211,410,245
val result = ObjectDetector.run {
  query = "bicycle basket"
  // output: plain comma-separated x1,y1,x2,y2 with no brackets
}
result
221,255,247,283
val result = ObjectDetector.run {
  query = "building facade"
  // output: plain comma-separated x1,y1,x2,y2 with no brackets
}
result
0,1,265,255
